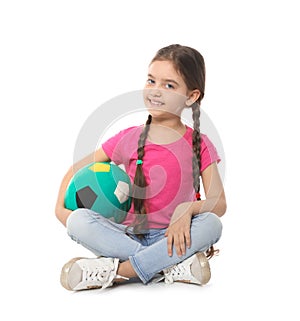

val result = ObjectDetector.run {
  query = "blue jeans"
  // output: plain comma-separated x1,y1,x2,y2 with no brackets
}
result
66,208,223,284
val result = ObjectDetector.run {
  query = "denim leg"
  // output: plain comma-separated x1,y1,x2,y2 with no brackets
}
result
129,212,223,284
66,208,145,261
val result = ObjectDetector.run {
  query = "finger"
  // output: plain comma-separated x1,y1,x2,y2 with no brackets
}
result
179,233,186,256
174,234,184,257
167,234,173,257
185,230,191,249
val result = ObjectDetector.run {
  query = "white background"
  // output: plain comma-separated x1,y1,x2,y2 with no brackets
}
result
1,0,299,320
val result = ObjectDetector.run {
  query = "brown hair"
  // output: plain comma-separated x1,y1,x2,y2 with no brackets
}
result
131,113,152,234
131,44,217,258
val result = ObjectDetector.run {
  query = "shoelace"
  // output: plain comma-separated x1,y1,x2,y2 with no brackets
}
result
82,265,115,289
164,264,188,284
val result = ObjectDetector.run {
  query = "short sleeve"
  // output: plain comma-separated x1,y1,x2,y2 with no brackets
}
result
102,129,127,165
101,126,139,165
200,134,221,173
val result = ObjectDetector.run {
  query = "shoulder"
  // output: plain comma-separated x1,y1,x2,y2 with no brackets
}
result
200,133,215,148
184,126,214,148
102,125,143,149
107,125,143,141
101,125,143,162
117,125,142,135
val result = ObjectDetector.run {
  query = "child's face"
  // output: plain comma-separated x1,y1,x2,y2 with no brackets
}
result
143,60,191,118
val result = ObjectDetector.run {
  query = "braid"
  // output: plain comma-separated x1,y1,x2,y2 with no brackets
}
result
131,114,152,234
192,102,219,260
136,115,152,165
192,103,201,200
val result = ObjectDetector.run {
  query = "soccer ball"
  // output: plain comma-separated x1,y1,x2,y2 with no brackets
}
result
64,162,132,223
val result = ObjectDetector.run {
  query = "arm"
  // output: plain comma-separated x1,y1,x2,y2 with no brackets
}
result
191,161,227,217
55,147,111,226
166,162,226,256
170,162,226,224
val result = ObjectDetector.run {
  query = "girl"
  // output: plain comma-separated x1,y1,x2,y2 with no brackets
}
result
55,44,226,291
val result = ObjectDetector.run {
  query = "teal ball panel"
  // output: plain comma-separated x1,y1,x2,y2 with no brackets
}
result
64,162,132,223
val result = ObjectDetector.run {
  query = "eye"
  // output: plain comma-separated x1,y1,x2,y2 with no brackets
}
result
146,79,155,85
165,83,174,89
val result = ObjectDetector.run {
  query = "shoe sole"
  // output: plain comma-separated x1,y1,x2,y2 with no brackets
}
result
193,252,211,285
60,257,84,291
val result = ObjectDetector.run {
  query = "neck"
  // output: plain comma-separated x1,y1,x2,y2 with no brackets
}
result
147,115,186,144
150,115,185,132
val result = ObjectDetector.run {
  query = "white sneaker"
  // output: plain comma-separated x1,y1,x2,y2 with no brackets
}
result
163,252,211,285
60,257,124,291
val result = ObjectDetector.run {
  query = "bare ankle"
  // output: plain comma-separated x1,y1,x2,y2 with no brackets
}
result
117,260,138,279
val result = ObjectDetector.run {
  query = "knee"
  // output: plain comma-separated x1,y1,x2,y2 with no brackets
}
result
208,213,223,241
66,208,95,238
192,212,223,243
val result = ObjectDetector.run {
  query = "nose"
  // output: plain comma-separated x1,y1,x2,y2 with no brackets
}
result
149,87,162,98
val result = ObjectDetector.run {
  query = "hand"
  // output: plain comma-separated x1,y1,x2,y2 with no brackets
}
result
165,202,194,257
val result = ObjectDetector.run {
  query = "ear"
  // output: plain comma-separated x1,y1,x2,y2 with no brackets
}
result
185,89,201,106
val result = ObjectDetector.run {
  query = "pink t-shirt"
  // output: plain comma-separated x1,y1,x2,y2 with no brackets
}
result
102,125,220,228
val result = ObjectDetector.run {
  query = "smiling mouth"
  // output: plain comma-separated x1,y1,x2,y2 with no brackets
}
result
148,98,164,107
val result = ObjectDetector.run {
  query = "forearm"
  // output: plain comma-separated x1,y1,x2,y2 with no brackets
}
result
55,166,74,226
56,207,72,226
191,197,227,217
